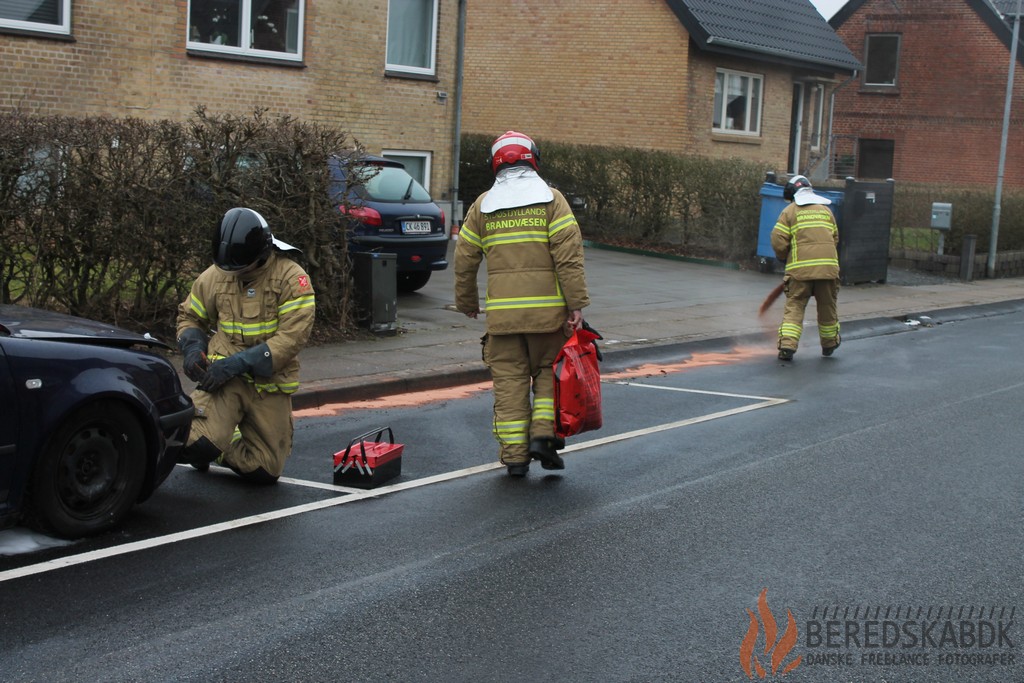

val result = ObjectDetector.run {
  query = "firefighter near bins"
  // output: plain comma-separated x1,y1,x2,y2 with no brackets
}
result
770,175,841,361
454,131,590,477
177,207,316,483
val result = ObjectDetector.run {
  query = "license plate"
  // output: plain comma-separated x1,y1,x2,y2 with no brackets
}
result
401,221,432,235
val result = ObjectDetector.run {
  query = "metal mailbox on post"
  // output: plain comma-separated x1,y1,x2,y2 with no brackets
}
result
931,202,952,255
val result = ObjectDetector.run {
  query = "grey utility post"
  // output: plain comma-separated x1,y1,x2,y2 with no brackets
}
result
989,0,1022,278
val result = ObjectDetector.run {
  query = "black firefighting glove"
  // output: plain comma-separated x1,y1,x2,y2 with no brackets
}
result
177,327,210,383
198,343,273,393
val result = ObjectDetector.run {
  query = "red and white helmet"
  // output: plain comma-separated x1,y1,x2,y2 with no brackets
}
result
489,130,540,174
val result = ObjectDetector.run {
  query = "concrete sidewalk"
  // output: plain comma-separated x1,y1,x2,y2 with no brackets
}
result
281,242,1024,409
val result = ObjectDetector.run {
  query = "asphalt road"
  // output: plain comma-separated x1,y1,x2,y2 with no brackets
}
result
1,310,1022,683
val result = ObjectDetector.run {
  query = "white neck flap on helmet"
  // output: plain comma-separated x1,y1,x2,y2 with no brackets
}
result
480,166,554,213
793,187,832,206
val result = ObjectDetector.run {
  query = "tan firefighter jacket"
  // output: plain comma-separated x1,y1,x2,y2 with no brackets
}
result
771,202,840,280
455,188,589,334
177,250,316,394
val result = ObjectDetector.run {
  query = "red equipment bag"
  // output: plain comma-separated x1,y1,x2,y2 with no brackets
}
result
333,426,404,489
553,321,604,439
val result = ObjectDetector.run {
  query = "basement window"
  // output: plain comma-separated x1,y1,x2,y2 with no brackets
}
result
0,0,71,35
187,0,304,62
382,150,432,191
858,138,895,179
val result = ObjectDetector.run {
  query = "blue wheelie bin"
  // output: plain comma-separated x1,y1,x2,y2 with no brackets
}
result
756,182,787,272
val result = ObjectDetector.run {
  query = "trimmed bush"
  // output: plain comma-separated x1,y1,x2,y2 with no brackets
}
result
0,108,361,341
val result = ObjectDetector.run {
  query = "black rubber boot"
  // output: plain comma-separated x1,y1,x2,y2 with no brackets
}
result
235,466,279,485
505,462,530,478
179,436,221,472
778,348,795,361
528,437,565,470
822,338,841,357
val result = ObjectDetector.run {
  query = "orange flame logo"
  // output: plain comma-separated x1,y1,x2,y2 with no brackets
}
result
740,588,802,678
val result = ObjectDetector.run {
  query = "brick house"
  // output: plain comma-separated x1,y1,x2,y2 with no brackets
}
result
460,0,860,180
0,0,460,211
829,0,1024,187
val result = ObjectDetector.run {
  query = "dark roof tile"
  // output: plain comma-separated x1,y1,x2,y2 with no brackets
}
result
667,0,862,72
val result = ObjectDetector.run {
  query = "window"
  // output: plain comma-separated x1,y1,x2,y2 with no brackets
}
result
858,139,894,179
864,34,900,87
809,84,825,151
713,69,762,135
187,0,304,62
0,0,70,35
382,151,432,191
386,0,438,76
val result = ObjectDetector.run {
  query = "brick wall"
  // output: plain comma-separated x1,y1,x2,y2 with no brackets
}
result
461,0,695,153
832,0,1024,188
461,0,839,177
0,0,458,199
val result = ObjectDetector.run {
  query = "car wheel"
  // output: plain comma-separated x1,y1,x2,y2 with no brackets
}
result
27,401,146,538
397,270,431,293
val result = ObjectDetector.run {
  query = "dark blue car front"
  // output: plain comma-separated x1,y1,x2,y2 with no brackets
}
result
0,305,192,538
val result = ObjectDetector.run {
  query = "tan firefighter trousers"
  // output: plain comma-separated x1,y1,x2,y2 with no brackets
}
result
188,378,294,479
778,276,841,352
482,329,568,465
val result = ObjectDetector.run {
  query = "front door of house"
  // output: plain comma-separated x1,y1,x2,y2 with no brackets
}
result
788,83,804,176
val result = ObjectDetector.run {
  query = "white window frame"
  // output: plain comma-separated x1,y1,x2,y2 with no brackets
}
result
809,84,825,151
864,33,900,87
0,0,71,35
186,0,304,62
382,150,433,191
385,0,438,76
713,68,763,136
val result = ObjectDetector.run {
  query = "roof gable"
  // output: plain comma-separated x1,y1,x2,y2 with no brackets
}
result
665,0,862,73
830,0,1024,67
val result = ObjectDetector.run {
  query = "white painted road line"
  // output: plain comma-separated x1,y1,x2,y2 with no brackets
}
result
0,388,788,583
611,380,785,402
561,398,789,453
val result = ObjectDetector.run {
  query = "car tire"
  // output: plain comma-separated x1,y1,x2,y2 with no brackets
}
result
26,401,147,538
397,270,431,293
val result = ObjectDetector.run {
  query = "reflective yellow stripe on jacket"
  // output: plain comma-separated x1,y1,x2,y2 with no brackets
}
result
206,292,314,395
486,291,567,312
217,293,315,338
774,208,838,274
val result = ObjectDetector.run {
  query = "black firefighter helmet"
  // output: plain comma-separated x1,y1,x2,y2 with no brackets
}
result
213,207,273,272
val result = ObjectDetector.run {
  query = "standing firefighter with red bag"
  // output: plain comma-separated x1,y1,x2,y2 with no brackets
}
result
455,131,590,477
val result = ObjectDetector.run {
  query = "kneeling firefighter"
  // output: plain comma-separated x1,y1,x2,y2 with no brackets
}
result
177,207,316,483
454,131,591,477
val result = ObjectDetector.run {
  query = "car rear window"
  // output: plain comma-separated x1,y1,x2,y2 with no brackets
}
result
356,165,433,203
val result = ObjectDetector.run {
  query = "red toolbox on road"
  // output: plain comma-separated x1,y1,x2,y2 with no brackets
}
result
333,427,404,489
